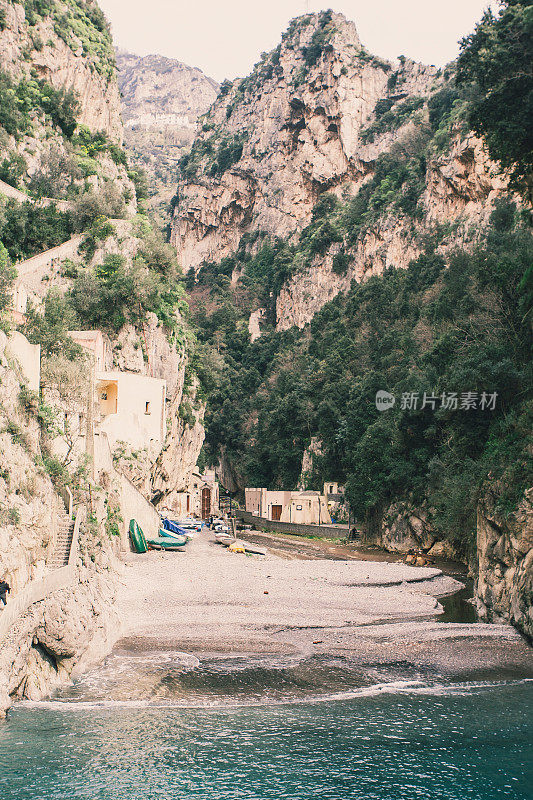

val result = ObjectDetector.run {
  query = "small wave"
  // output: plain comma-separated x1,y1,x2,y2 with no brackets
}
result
18,678,533,712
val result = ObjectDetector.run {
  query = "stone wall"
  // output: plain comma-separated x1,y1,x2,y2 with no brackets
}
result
238,510,349,540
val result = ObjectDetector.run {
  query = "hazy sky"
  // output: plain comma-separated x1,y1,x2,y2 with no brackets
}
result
98,0,495,82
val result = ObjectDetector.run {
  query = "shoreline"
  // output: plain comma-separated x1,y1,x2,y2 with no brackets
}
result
110,529,533,688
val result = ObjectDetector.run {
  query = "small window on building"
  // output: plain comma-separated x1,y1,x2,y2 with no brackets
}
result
101,392,107,400
145,401,151,414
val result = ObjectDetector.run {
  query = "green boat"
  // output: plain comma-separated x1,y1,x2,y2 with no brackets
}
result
146,534,187,551
130,519,187,552
129,519,148,553
159,527,188,546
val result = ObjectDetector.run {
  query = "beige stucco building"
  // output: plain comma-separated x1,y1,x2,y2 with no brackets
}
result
160,469,219,520
96,371,166,452
245,488,331,525
69,330,112,373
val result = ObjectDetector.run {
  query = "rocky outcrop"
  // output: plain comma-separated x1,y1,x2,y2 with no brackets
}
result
171,12,394,268
151,382,205,507
116,49,218,208
0,334,121,717
117,50,217,133
476,489,533,640
0,332,61,590
362,501,460,559
0,0,122,142
171,12,508,331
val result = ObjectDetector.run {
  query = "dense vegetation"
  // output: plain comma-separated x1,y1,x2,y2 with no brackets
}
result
8,0,116,80
0,68,79,139
180,4,533,557
191,205,531,555
457,0,533,202
0,199,74,261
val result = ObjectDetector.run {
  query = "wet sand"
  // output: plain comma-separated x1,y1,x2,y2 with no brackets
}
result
114,529,533,683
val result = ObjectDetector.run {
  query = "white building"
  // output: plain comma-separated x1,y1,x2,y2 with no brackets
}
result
96,371,166,452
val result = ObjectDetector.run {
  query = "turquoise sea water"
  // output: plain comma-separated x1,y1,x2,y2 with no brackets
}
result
1,681,532,800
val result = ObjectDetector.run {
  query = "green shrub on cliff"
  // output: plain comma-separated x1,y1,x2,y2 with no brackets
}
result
0,198,74,261
457,0,533,201
0,69,80,140
360,96,425,144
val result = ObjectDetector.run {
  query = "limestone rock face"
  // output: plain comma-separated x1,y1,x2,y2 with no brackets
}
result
476,489,533,640
116,50,218,205
0,334,61,592
171,12,508,332
0,564,120,714
117,50,218,131
377,505,442,554
172,12,394,269
151,383,206,507
0,0,123,142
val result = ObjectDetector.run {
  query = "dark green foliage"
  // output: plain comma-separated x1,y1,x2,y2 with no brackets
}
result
0,69,80,139
68,249,185,334
218,79,232,97
0,243,16,321
332,251,350,275
0,153,27,188
360,96,424,144
428,86,460,132
211,135,245,175
457,0,533,199
179,132,246,181
0,199,74,261
342,153,425,241
303,10,334,67
128,168,149,201
23,290,81,358
191,210,532,554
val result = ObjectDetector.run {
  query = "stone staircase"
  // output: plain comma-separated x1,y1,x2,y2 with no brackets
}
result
49,511,75,568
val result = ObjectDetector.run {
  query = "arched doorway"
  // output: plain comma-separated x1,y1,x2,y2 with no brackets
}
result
201,487,211,520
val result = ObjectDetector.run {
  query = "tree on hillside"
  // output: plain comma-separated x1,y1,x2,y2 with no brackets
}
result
457,0,533,204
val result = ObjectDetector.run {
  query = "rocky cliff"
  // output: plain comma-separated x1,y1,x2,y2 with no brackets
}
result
171,10,531,639
0,332,121,716
0,0,207,715
171,11,508,331
477,489,533,640
0,0,122,141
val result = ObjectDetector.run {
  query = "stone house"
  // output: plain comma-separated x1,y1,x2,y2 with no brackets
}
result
160,468,219,520
245,488,331,525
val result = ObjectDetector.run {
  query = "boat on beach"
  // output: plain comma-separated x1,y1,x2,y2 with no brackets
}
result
129,519,187,552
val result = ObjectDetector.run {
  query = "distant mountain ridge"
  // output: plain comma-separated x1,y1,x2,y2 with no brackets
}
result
115,49,218,210
116,50,218,127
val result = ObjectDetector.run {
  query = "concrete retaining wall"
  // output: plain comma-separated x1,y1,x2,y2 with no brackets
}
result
0,508,82,643
237,510,349,540
0,565,75,642
119,473,160,551
16,235,83,294
0,179,70,211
